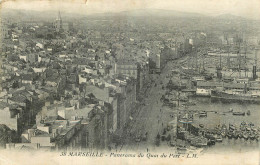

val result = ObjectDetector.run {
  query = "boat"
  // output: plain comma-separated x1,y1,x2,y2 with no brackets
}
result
205,133,215,140
248,122,254,127
177,147,188,154
247,110,251,116
211,90,260,104
241,121,247,126
227,132,233,139
232,112,245,116
178,113,193,124
240,125,246,131
246,127,251,131
251,127,257,132
228,108,233,112
216,130,222,135
196,88,211,97
238,132,243,139
249,133,255,140
233,131,239,139
199,111,207,117
193,138,208,147
243,133,249,140
215,135,223,142
207,139,216,146
221,132,226,138
222,124,227,129
169,140,176,147
229,124,236,131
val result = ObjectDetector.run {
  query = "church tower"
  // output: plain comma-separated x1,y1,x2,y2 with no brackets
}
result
54,11,62,32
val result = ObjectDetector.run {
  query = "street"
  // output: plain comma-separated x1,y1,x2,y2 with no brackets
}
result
119,60,180,153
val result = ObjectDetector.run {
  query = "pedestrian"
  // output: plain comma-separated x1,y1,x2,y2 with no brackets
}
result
147,148,149,152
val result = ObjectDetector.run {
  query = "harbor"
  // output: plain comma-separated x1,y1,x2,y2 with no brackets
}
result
176,96,260,153
156,40,260,153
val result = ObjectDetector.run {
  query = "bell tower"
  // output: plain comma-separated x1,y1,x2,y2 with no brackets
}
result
54,11,62,32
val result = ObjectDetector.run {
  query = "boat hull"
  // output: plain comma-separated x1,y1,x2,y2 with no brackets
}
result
211,91,260,104
232,112,245,116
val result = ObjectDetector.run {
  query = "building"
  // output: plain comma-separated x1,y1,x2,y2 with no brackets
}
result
6,117,86,151
115,59,138,79
115,59,141,96
0,22,9,39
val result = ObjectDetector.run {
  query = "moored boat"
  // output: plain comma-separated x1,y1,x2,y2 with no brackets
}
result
238,132,243,139
233,131,239,139
246,127,251,131
251,127,257,132
243,133,249,140
221,132,226,138
199,111,207,117
229,124,236,131
232,112,245,116
211,90,260,103
247,110,251,116
249,133,255,140
215,135,223,142
196,88,211,97
227,132,233,139
207,139,216,146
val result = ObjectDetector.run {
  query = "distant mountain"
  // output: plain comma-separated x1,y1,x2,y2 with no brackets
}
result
1,9,84,21
1,8,251,21
92,9,207,18
215,13,246,20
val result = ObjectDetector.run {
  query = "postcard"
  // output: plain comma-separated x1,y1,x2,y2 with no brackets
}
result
0,0,259,164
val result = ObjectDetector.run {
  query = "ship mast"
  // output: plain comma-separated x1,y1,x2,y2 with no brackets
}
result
253,47,258,79
255,48,258,67
196,47,198,72
226,35,230,69
219,51,222,69
237,35,241,78
244,41,247,77
203,57,205,71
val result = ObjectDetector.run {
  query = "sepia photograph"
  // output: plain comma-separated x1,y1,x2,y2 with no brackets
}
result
0,0,259,164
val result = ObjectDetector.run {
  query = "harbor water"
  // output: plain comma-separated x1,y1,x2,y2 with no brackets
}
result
188,97,260,153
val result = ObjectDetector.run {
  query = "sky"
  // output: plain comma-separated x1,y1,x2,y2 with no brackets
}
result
1,0,260,19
